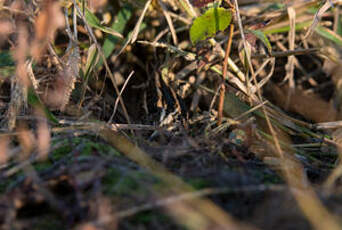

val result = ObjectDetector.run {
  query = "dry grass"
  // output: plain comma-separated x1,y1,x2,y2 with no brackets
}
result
0,0,342,229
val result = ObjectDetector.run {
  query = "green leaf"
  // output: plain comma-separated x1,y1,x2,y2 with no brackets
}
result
247,29,272,54
27,87,59,124
83,44,98,79
337,11,342,37
102,4,133,59
190,7,232,44
315,25,342,47
96,4,133,70
84,8,123,38
0,51,14,67
0,51,15,78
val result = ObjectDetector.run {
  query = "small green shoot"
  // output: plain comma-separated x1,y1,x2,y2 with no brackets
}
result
247,29,272,54
27,87,59,124
84,7,123,38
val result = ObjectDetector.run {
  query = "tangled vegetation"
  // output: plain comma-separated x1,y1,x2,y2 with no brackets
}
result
1,0,342,229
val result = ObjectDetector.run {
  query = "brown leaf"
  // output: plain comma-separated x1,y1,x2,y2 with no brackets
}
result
0,137,9,164
0,20,14,44
267,83,338,123
88,0,107,12
31,0,65,60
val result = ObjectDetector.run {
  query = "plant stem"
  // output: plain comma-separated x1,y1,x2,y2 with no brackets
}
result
218,24,234,125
